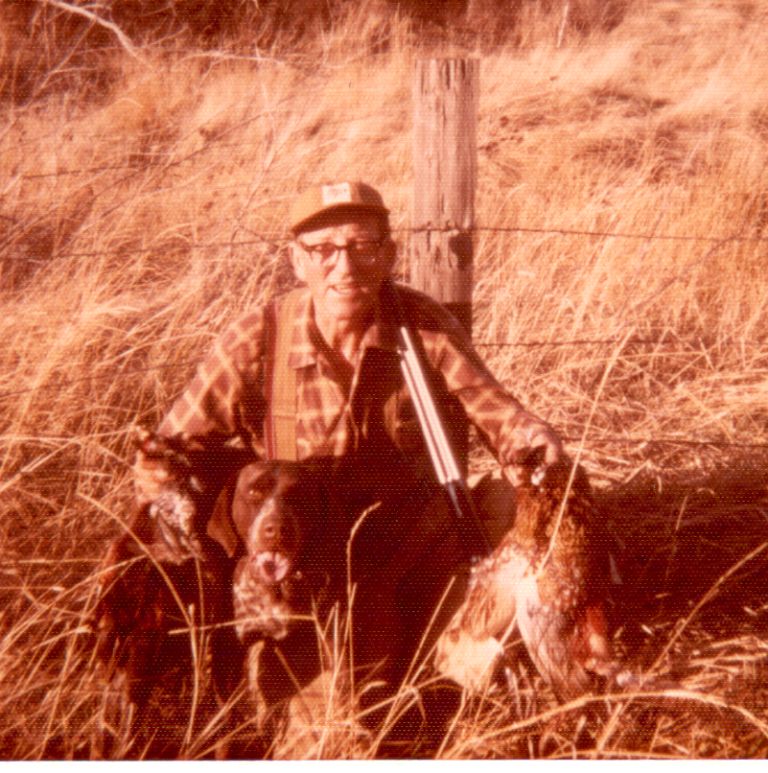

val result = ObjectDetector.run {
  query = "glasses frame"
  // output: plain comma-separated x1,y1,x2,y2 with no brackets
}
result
296,236,386,267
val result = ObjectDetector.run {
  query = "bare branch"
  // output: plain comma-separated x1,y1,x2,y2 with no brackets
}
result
39,0,146,63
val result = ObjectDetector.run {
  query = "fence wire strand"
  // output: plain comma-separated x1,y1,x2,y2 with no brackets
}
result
3,223,767,264
1,353,767,453
2,219,766,453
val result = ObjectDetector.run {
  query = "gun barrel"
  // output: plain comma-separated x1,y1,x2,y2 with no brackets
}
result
398,325,461,485
383,281,491,559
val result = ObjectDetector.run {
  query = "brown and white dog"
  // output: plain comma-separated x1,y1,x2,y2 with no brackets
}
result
216,461,334,644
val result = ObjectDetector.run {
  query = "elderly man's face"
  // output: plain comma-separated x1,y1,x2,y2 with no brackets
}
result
290,213,395,329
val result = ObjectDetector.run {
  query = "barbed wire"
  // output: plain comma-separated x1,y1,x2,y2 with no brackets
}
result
3,223,767,264
16,151,273,180
475,337,766,349
0,235,287,262
2,217,766,453
2,353,768,453
467,226,768,244
561,436,768,451
20,163,142,180
10,110,396,181
4,220,766,249
3,323,767,407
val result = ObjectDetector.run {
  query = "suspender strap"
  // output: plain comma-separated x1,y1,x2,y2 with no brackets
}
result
264,288,303,461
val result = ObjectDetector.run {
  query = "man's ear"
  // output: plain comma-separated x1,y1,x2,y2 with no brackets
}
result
290,240,307,283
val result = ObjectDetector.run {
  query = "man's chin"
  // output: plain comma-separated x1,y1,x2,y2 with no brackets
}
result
325,289,373,317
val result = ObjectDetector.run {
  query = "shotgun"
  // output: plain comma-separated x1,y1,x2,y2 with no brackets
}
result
381,280,492,563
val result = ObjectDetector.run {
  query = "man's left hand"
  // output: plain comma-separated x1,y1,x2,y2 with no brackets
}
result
503,414,563,487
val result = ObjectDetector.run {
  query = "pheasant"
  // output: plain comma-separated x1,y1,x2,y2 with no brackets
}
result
92,429,237,706
131,426,205,563
436,450,621,701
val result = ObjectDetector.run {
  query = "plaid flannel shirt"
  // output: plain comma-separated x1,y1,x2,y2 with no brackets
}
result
159,284,536,474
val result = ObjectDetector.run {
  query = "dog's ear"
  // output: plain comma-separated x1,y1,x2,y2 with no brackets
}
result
207,477,240,558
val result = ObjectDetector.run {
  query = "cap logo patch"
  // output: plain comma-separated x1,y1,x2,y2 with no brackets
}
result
321,182,353,205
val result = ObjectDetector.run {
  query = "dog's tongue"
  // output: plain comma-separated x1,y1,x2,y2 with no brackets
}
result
255,551,290,583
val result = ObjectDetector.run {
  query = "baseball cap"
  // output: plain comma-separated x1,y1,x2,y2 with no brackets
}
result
289,181,389,234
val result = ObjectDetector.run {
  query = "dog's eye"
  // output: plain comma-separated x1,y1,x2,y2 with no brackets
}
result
247,469,277,496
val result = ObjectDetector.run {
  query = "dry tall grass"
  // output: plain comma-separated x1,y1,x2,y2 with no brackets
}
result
1,0,768,759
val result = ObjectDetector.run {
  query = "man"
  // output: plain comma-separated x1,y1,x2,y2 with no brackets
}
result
136,180,560,498
132,180,562,731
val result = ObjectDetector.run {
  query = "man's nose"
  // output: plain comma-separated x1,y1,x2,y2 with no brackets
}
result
328,245,355,276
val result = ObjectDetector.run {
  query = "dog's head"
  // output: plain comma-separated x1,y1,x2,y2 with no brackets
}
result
233,462,307,583
226,461,335,642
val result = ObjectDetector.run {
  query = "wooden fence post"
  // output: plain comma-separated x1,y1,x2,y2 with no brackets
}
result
411,58,478,337
411,58,478,473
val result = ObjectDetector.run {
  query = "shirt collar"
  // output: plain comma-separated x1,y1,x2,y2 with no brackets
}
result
285,285,399,370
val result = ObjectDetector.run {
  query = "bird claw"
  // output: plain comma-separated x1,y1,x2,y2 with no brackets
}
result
179,533,205,562
610,668,678,692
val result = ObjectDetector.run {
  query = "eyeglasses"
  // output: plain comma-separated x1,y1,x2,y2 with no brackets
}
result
297,238,384,266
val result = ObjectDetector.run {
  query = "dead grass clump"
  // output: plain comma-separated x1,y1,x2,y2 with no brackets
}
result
600,461,768,674
0,3,43,104
586,84,669,119
571,119,712,184
463,0,628,49
0,2,125,104
108,0,264,42
1,184,94,291
565,0,627,34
